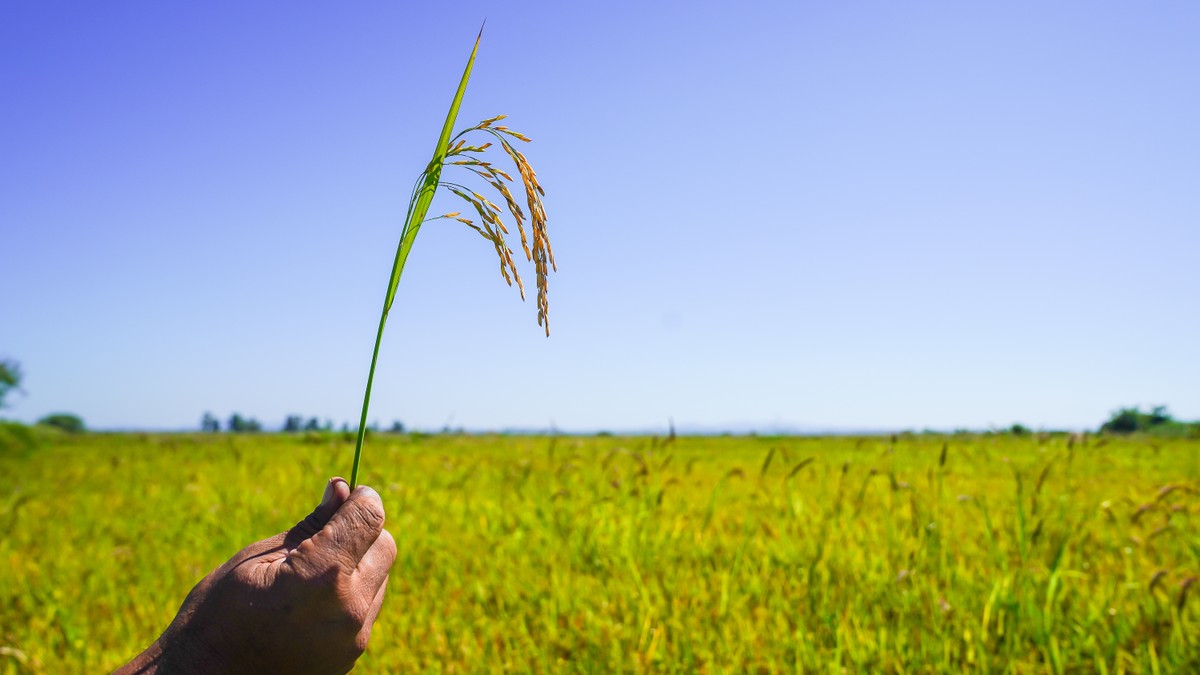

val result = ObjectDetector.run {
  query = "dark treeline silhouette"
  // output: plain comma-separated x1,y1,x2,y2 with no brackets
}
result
199,413,404,434
227,414,262,433
1100,405,1199,437
283,416,332,433
199,412,262,433
37,413,85,434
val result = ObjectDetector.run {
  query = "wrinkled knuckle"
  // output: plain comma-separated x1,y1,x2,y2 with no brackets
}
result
289,540,338,583
350,497,385,531
293,537,319,558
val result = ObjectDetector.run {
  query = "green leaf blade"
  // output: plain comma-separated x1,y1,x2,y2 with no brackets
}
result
350,28,482,489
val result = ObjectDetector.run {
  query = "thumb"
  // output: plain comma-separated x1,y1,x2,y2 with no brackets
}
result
287,477,351,543
289,485,385,577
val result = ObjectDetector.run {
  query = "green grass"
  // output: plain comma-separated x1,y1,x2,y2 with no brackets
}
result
2,432,1198,672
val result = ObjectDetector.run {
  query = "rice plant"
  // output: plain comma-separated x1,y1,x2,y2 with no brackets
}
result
5,432,1199,672
349,29,554,488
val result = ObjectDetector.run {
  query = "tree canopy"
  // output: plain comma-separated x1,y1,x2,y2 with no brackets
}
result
1100,405,1197,437
37,413,85,434
0,358,22,409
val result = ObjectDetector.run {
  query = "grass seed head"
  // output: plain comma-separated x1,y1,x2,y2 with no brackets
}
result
1180,576,1197,611
442,116,554,335
1149,569,1168,593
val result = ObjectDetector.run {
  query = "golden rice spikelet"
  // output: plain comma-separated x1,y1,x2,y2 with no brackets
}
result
437,115,554,335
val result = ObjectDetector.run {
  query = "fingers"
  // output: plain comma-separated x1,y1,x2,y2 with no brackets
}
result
288,486,386,576
222,478,352,571
287,477,352,543
324,487,387,566
354,573,389,653
354,528,396,598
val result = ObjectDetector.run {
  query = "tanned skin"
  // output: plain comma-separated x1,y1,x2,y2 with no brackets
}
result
115,478,396,675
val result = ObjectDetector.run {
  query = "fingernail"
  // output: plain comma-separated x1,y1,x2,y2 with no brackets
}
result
321,478,339,507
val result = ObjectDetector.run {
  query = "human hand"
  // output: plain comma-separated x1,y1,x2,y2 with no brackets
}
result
116,477,396,675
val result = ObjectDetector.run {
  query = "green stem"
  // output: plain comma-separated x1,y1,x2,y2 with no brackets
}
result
350,306,390,488
349,181,418,490
348,28,481,488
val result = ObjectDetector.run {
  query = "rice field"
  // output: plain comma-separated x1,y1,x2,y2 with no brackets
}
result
2,432,1198,673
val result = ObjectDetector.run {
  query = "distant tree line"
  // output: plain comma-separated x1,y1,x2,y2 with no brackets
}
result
200,412,404,434
1099,405,1199,437
201,412,265,433
37,413,85,434
282,415,329,433
8,355,1198,440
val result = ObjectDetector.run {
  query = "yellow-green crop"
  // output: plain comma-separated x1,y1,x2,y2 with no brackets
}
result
4,432,1198,671
350,29,553,488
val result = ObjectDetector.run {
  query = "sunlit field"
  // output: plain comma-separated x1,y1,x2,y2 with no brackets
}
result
2,432,1198,673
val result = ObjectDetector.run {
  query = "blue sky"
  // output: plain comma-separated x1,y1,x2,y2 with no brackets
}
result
2,1,1197,432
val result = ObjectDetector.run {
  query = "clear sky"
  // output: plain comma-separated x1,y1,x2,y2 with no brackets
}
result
2,1,1197,433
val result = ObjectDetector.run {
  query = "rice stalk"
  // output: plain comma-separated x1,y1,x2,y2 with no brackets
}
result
349,28,555,488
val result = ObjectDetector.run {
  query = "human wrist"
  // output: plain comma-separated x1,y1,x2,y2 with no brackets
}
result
154,627,246,675
117,630,240,675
